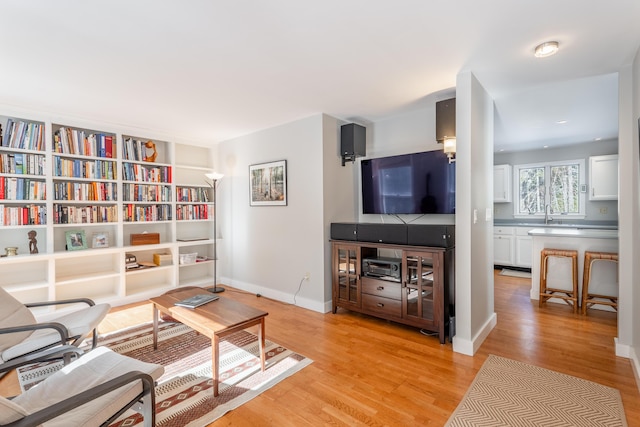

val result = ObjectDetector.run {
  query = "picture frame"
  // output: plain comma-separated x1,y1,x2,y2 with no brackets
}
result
249,160,287,206
91,232,109,249
65,230,87,251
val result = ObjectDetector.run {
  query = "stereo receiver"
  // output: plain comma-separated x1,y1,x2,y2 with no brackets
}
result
362,257,402,281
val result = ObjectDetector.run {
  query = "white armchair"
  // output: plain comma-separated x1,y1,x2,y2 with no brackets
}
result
0,286,110,375
0,346,164,427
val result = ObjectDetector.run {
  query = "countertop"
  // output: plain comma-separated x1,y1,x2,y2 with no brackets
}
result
494,221,618,230
527,228,618,239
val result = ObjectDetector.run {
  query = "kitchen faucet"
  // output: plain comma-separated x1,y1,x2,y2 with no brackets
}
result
545,204,553,224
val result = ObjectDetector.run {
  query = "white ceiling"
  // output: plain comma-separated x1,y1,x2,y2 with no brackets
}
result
1,0,639,151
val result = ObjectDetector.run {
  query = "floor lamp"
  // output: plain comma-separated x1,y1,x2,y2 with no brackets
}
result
205,172,224,293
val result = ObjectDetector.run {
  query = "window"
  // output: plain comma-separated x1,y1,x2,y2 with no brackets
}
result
514,159,585,217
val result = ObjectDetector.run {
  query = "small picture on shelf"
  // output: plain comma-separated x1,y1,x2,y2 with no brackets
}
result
65,230,87,251
92,232,109,249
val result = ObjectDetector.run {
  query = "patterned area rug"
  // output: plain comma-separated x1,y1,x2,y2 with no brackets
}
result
17,322,312,426
446,355,627,427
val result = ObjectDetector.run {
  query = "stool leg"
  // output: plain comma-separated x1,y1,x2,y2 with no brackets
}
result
582,254,592,315
572,252,578,313
539,253,547,307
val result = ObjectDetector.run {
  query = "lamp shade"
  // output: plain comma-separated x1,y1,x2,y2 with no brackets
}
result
205,172,224,180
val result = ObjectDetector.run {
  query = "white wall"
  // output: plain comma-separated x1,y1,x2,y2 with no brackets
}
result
494,139,619,222
217,114,330,312
322,114,357,305
453,71,497,355
617,46,640,377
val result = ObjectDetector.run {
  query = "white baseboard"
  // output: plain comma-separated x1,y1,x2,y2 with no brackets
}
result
616,338,640,391
220,276,328,313
452,313,497,355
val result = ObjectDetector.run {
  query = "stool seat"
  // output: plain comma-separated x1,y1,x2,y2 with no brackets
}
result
539,248,579,313
582,251,618,314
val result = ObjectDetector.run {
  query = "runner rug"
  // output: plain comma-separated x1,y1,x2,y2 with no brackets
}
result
446,354,627,427
17,321,313,426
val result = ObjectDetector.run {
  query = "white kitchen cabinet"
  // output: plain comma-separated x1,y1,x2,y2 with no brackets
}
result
514,228,533,268
493,164,512,203
494,226,514,266
589,154,618,201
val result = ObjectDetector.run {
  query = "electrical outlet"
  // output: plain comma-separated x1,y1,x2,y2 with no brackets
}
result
600,207,608,215
304,272,310,281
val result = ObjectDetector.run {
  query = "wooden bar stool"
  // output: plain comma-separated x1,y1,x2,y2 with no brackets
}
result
539,248,579,313
581,251,619,314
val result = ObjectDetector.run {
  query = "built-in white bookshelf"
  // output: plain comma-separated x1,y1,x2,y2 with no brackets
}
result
0,113,215,316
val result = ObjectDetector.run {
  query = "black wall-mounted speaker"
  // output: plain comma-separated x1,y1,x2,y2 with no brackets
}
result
436,98,456,143
341,123,366,166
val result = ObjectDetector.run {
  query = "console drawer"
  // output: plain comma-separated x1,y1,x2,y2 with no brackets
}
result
361,277,401,300
362,294,402,319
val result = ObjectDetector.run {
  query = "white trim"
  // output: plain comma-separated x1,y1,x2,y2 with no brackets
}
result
452,312,497,355
220,276,328,313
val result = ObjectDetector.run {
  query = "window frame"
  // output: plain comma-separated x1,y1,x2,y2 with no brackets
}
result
512,159,586,219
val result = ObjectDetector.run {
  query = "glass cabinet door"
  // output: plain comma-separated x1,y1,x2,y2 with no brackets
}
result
336,246,359,306
403,251,435,321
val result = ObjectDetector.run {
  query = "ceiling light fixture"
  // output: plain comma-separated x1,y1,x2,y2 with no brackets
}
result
556,119,568,124
534,41,559,58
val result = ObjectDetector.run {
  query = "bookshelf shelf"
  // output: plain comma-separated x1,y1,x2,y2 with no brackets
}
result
0,113,215,311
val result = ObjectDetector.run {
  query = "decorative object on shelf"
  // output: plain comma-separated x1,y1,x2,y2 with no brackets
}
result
179,252,198,265
153,252,172,266
130,232,160,246
65,230,87,251
205,172,225,293
144,140,157,162
249,160,287,206
28,230,38,254
91,232,109,249
5,246,18,256
125,253,138,269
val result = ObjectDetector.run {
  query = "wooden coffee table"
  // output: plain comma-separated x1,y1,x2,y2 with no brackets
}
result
150,288,268,396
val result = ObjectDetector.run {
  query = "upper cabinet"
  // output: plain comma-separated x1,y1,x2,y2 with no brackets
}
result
493,164,512,203
589,154,618,201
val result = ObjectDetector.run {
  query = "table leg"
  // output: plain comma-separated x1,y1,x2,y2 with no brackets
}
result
212,334,220,397
259,318,266,371
152,304,158,350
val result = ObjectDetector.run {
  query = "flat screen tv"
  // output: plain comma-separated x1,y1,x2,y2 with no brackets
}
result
361,150,455,214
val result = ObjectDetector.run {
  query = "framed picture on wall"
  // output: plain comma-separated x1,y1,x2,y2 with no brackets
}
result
65,230,87,251
249,160,287,206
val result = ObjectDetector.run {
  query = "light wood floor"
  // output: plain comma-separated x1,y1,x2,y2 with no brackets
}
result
99,271,640,426
7,272,640,426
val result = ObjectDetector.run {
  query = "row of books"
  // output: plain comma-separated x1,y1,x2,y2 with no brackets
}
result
0,177,46,200
123,137,157,162
53,157,117,180
123,183,172,202
0,204,47,226
53,182,117,201
176,186,210,203
123,204,172,222
1,119,45,151
53,127,115,158
122,163,172,183
53,204,118,224
176,204,213,220
0,153,46,175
